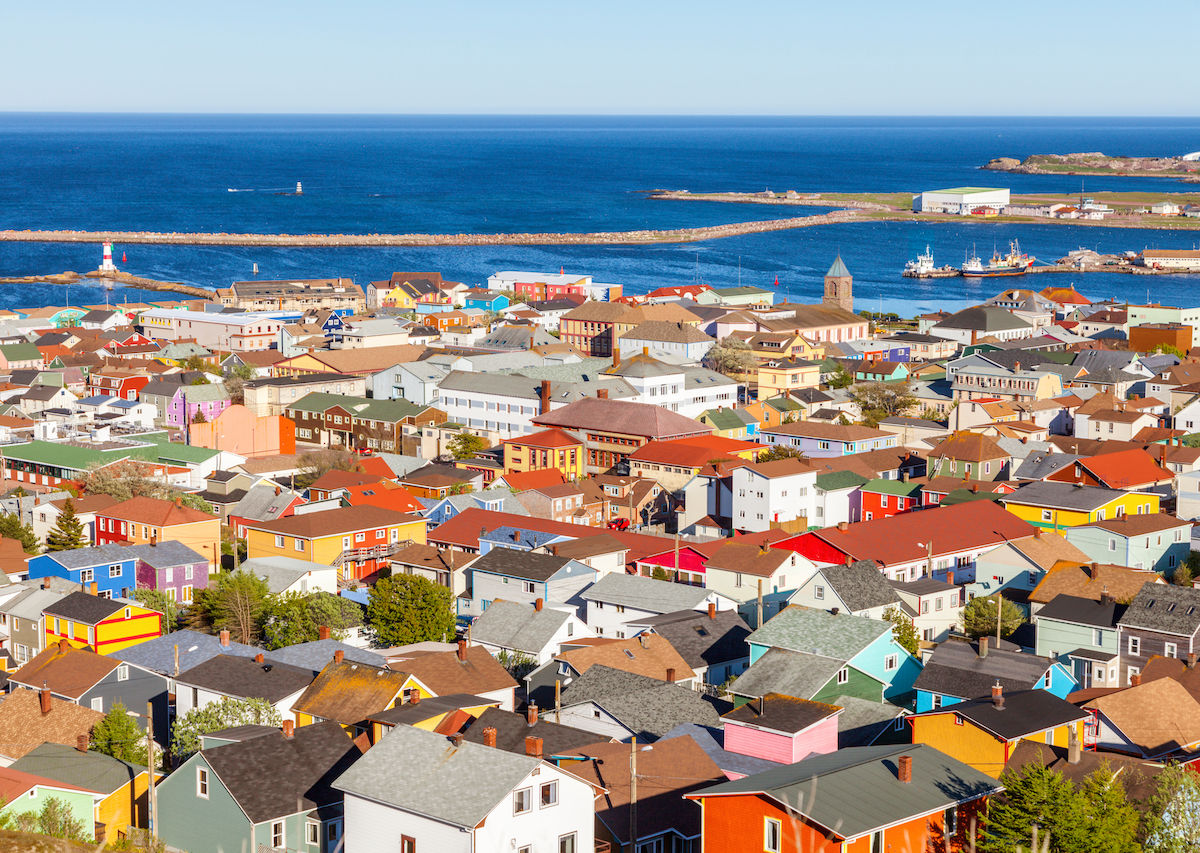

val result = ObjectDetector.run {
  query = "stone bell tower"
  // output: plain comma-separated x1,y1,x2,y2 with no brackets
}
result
823,254,853,312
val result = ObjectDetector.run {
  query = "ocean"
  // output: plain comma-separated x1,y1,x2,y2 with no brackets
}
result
2,114,1200,314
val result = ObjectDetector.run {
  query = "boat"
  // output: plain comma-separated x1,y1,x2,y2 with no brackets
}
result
902,245,960,278
961,240,1035,277
252,262,259,275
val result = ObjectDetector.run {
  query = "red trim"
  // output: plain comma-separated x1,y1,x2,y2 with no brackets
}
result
98,612,159,626
96,630,163,647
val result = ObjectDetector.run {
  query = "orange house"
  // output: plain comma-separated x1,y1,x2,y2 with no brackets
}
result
686,744,998,852
188,404,296,458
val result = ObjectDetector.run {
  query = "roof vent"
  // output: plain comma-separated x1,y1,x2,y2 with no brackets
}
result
623,649,635,659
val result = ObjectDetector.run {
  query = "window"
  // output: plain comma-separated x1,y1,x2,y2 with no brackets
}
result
541,780,558,807
884,654,898,672
1042,670,1052,688
871,830,884,853
355,532,365,543
294,538,305,552
932,694,943,709
523,582,536,595
954,714,964,726
271,822,285,849
945,806,958,837
117,664,129,682
1041,510,1053,522
935,597,944,612
514,787,532,814
109,564,121,578
196,767,209,798
306,821,319,845
1166,642,1178,658
764,817,782,853
1093,628,1104,646
814,585,824,601
275,535,285,548
80,568,93,583
559,833,577,853
836,667,849,685
1128,636,1140,656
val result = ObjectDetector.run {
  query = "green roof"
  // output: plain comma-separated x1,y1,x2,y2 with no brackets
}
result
747,606,889,662
860,478,921,497
2,440,139,473
815,471,870,492
712,286,771,296
0,342,42,362
289,392,425,422
826,254,851,279
927,187,1007,195
131,431,221,464
701,408,754,431
763,397,801,413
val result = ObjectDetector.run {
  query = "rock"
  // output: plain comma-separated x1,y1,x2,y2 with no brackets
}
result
983,158,1021,171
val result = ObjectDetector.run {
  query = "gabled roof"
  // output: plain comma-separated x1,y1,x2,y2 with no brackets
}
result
1083,678,1200,757
812,560,902,613
630,608,751,670
244,505,422,538
468,548,576,583
12,742,148,796
1035,594,1125,629
41,592,129,625
460,706,600,755
111,629,260,675
747,606,890,662
918,689,1088,741
1029,560,1160,606
0,688,104,761
928,431,1009,462
9,642,118,698
1071,449,1174,489
579,573,712,613
175,654,314,703
912,639,1053,700
556,633,695,683
1001,480,1127,511
100,496,216,526
532,396,711,440
469,600,571,655
1118,585,1200,636
559,664,721,738
290,660,407,725
387,646,517,697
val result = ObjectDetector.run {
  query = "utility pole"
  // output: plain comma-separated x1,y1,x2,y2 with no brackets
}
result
146,700,157,838
756,579,764,629
629,738,638,853
995,594,1003,647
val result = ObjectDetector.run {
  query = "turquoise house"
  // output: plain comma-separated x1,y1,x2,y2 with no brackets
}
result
0,766,98,835
1032,594,1122,689
912,637,1078,713
1065,516,1192,577
464,290,510,312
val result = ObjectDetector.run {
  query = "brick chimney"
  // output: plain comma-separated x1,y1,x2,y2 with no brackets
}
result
525,736,543,759
597,388,608,400
612,350,621,369
992,680,1004,710
283,720,294,739
76,734,88,753
534,598,544,612
666,667,676,683
42,577,50,590
457,638,468,662
254,653,265,663
89,581,98,596
482,726,497,748
897,754,912,783
39,685,51,714
334,649,344,663
837,521,849,532
318,625,331,641
58,638,70,653
540,380,551,415
527,703,539,726
707,602,716,620
219,629,230,648
1131,673,1142,687
409,691,420,705
979,636,989,658
1033,528,1042,539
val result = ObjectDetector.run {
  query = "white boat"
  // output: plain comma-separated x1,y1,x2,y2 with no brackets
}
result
903,245,960,278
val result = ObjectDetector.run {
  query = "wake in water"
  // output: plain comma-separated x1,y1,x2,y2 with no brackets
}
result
227,186,297,192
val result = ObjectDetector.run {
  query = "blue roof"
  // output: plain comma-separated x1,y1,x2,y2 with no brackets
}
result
79,395,114,406
480,526,567,550
111,399,142,410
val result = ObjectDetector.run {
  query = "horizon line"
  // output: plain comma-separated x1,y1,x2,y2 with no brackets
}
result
1,110,1199,119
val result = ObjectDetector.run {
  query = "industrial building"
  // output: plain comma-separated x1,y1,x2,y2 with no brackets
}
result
913,187,1010,215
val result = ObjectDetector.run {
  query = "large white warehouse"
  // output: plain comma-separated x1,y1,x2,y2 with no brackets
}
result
913,187,1010,215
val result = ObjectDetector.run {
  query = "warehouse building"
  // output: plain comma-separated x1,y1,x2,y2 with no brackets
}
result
913,187,1010,215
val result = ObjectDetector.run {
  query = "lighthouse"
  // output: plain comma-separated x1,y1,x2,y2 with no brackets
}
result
100,242,117,272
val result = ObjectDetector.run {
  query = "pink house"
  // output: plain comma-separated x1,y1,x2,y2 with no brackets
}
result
722,693,842,766
166,383,232,428
634,544,710,585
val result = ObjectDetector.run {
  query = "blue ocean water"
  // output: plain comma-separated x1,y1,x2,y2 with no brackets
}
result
2,114,1200,314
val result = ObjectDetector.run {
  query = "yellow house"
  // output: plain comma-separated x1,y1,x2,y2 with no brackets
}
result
909,689,1089,778
1000,482,1159,531
43,594,163,655
379,284,417,310
244,505,427,582
756,358,821,396
366,695,501,743
502,428,586,478
97,496,223,573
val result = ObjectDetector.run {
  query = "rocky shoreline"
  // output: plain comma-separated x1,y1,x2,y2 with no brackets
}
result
0,269,215,299
983,152,1200,181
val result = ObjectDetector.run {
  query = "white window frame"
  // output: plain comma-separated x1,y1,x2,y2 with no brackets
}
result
306,821,319,845
514,787,532,815
271,821,285,849
540,780,559,808
764,817,782,853
1128,636,1140,656
884,654,898,672
196,767,209,799
1165,642,1178,658
836,667,849,685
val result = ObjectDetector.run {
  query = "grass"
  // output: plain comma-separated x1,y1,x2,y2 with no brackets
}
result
0,830,97,852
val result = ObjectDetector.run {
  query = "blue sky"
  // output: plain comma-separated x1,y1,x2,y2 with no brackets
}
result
3,0,1197,114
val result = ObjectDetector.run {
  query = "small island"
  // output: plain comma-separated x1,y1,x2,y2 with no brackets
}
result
983,152,1200,181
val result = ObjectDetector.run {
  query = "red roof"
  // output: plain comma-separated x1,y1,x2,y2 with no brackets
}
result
0,766,96,801
429,507,605,550
100,496,216,527
629,435,765,468
355,455,402,478
1074,448,1174,490
308,469,388,493
503,428,583,450
773,501,1035,568
498,469,567,492
342,481,424,513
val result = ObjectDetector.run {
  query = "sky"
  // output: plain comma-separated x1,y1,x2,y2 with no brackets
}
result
3,0,1198,115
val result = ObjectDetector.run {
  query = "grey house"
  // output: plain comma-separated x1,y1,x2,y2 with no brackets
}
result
461,548,597,619
0,581,76,664
624,607,751,685
1117,585,1200,686
556,664,723,741
788,560,901,620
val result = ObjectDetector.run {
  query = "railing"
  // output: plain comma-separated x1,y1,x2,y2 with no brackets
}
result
331,543,405,569
595,841,612,853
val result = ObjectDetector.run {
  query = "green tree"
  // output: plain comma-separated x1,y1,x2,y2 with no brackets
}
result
0,513,39,554
704,336,756,378
882,606,920,655
132,588,177,634
1078,765,1141,853
170,696,281,759
447,431,488,460
757,444,806,462
826,364,854,389
192,410,208,424
191,570,270,644
90,701,149,766
1144,763,1200,853
14,797,89,842
1177,550,1200,587
650,566,673,582
961,595,1025,639
44,498,85,552
366,574,455,647
982,763,1085,853
496,649,538,681
260,591,364,650
850,380,918,426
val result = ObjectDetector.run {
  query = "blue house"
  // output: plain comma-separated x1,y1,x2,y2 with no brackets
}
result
28,544,142,599
418,490,529,527
912,636,1078,713
463,289,510,312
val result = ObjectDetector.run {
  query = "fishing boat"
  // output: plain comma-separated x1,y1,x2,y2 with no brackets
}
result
961,240,1035,277
902,245,960,278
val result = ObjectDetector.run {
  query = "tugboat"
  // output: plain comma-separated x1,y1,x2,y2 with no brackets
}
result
961,240,1035,277
903,245,961,278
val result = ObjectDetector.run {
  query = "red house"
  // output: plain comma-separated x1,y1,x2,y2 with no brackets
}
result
686,744,999,853
88,367,150,401
857,478,923,522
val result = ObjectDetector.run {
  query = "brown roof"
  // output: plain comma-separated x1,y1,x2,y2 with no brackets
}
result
1140,656,1200,704
928,432,1010,463
245,505,423,539
731,457,818,480
764,421,891,442
302,345,427,373
1079,513,1191,537
388,543,474,572
703,541,793,578
101,496,216,527
290,660,408,724
236,453,304,475
556,633,695,682
308,469,387,493
9,642,118,699
0,689,104,761
1083,678,1200,756
1006,740,1161,803
389,646,517,697
0,538,29,579
1030,560,1162,605
533,397,712,441
48,494,119,515
1006,532,1091,572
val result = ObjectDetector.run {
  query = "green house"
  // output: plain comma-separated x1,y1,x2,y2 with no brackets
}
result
0,765,99,838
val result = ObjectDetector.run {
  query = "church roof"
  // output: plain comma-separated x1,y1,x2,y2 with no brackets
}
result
826,255,851,279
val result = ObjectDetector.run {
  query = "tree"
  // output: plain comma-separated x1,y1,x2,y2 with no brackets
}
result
704,336,756,378
1176,550,1200,587
132,588,177,634
171,696,281,759
758,444,806,462
0,513,39,554
223,363,256,404
961,595,1025,639
366,574,455,647
1077,765,1140,853
191,570,270,643
882,606,919,655
192,410,208,424
44,498,85,552
82,458,172,502
826,364,854,389
13,797,89,842
90,701,149,766
850,380,918,426
1144,763,1200,853
260,592,364,650
294,449,358,489
496,649,538,681
650,566,674,582
983,763,1085,853
447,431,488,461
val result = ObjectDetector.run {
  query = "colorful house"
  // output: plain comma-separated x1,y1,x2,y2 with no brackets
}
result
501,428,586,479
1000,481,1161,531
188,403,297,458
28,544,142,600
912,637,1077,713
685,744,999,853
42,594,163,655
1065,513,1192,575
0,766,98,840
96,496,222,573
756,359,821,396
463,289,510,312
721,694,842,764
698,406,758,439
909,687,1090,778
857,477,923,521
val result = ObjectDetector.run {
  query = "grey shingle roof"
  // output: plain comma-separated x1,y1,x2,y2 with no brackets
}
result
130,541,207,568
728,648,846,700
469,600,569,655
42,592,125,624
912,640,1053,700
264,639,380,675
747,606,889,661
469,548,573,583
813,561,901,613
1002,480,1126,511
240,556,332,594
39,543,144,569
1012,452,1080,481
1118,585,1200,636
927,690,1089,740
628,609,750,670
174,655,314,703
333,724,542,828
1035,594,1125,629
580,573,712,614
229,483,301,523
559,664,722,739
832,694,907,748
460,706,600,756
111,630,260,675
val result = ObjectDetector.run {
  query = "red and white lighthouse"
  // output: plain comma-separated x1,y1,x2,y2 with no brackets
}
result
100,242,117,272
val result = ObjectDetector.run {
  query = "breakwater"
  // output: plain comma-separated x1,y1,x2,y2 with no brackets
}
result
82,270,216,298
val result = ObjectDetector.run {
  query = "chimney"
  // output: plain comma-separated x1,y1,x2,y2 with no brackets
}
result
844,555,852,567
1034,528,1042,539
409,691,420,705
642,346,649,356
612,349,621,369
550,545,558,557
666,667,676,683
897,754,913,783
837,521,849,532
1131,673,1142,687
219,629,230,648
1067,725,1081,765
318,625,331,641
525,736,543,759
1189,652,1198,670
254,653,265,663
451,733,465,747
527,703,539,726
41,577,50,590
457,638,468,661
1089,562,1099,578
334,649,344,664
597,388,608,400
89,581,98,596
482,727,498,748
76,734,88,753
979,636,989,658
58,638,70,653
275,485,281,496
512,529,521,543
39,686,51,714
830,607,840,616
534,598,544,612
638,634,649,649
1100,588,1113,606
991,680,1004,710
540,380,551,415
707,602,716,620
283,719,294,739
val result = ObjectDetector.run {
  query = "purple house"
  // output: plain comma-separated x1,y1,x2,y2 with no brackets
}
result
134,540,210,603
756,422,898,458
722,693,842,767
167,383,232,427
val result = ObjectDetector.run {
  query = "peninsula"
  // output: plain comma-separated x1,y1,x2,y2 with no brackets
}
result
983,152,1200,181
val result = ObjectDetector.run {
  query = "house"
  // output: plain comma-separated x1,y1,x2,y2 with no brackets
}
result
912,637,1076,712
756,358,821,395
469,598,591,666
628,435,764,493
109,628,260,692
290,657,411,731
388,641,519,712
999,480,1160,531
968,529,1091,606
1116,584,1200,686
1082,677,1200,759
686,743,999,853
729,457,819,533
157,721,361,853
462,547,596,620
787,560,901,620
855,477,923,521
174,654,315,719
364,693,502,743
41,593,163,655
625,606,751,686
700,540,810,603
0,581,81,665
756,421,897,458
0,766,99,836
334,723,596,853
721,693,842,764
618,319,716,361
909,686,1089,778
11,743,157,841
1028,560,1162,616
95,496,222,573
31,494,118,545
27,544,143,600
1032,593,1124,688
734,606,922,704
502,428,586,479
578,573,734,638
555,663,722,741
927,432,1012,480
1064,513,1192,575
892,576,964,643
239,556,339,596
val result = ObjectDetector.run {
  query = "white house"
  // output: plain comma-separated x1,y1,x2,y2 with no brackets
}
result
604,354,738,420
172,655,313,721
892,576,964,643
470,599,593,666
578,573,735,639
787,560,901,621
731,457,819,533
335,724,596,853
238,556,339,596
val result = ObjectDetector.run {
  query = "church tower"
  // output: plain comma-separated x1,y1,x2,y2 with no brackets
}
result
823,254,853,312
